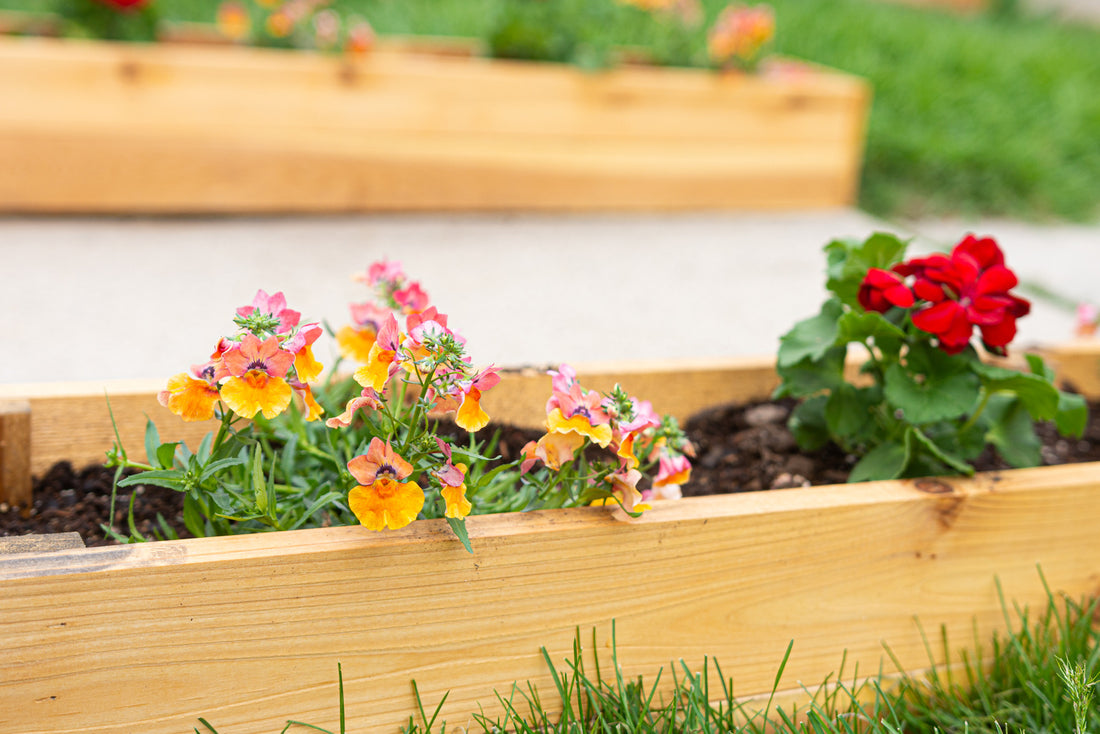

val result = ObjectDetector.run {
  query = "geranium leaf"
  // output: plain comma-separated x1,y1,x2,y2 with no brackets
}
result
788,395,831,451
972,361,1059,421
1056,391,1088,438
849,439,909,483
777,298,843,368
825,383,878,442
836,310,907,350
985,395,1042,468
774,345,846,398
908,426,974,476
884,363,981,424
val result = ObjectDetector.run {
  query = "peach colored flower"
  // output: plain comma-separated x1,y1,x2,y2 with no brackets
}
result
347,439,424,530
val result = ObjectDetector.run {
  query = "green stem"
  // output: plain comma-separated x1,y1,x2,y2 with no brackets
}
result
959,388,992,434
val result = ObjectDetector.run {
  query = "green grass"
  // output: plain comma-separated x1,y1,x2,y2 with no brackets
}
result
194,576,1100,733
5,0,1100,222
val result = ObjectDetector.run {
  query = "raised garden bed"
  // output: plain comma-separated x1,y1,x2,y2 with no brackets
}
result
0,34,870,214
1,341,1098,732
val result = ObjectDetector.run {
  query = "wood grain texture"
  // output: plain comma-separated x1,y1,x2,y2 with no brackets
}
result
0,36,870,213
0,400,32,507
2,465,1100,733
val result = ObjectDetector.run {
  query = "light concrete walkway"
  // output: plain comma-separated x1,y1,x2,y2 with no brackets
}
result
1,210,1091,385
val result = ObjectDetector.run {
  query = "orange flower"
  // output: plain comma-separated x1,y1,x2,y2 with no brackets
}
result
353,314,400,392
347,439,424,530
220,335,295,419
158,373,220,422
335,325,376,363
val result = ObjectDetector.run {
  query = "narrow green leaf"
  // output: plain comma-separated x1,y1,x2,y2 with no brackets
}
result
252,446,268,513
446,516,474,554
182,493,208,538
143,418,161,468
155,442,180,471
118,469,186,488
198,456,248,482
849,439,910,483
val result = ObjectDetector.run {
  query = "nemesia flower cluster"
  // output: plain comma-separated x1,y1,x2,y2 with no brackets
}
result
707,3,775,70
327,260,501,531
520,365,694,514
217,0,374,54
140,259,692,546
158,289,324,423
858,234,1030,356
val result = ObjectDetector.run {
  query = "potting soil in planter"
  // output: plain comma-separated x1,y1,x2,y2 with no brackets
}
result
3,398,1099,545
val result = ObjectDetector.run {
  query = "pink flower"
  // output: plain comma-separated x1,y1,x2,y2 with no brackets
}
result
1076,303,1098,338
359,260,404,287
235,289,301,335
654,452,692,488
394,282,430,314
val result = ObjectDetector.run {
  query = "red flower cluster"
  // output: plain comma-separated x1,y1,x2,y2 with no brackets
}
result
96,0,149,9
858,235,1031,355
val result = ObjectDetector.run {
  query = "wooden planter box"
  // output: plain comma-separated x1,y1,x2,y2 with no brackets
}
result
0,34,870,213
1,342,1098,733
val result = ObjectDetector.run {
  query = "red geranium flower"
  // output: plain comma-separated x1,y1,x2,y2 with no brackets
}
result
858,267,915,313
895,235,1030,354
96,0,149,9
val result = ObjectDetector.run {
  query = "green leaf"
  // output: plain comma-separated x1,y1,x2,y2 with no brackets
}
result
788,395,831,451
824,383,877,443
908,426,974,476
972,361,1060,421
836,310,907,350
182,493,208,538
118,469,185,489
446,516,474,554
143,419,161,468
884,363,981,424
1056,391,1088,438
155,442,180,471
774,345,846,399
985,395,1041,468
849,438,910,483
251,446,268,513
777,298,843,368
824,232,909,307
198,456,248,482
1025,353,1055,381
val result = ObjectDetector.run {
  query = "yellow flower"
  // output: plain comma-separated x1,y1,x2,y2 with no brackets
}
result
220,371,293,419
158,373,220,422
441,464,472,519
546,408,613,448
335,324,376,364
347,438,424,530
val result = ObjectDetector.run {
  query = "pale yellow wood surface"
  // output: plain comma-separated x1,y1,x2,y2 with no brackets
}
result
2,464,1099,733
0,400,32,507
0,356,785,478
0,36,870,212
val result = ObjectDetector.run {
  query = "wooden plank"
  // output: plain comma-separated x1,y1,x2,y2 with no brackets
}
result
0,533,84,554
1,464,1099,732
0,357,783,476
0,400,31,507
0,36,869,212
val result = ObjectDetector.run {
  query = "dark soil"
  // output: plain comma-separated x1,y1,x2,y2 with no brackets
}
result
4,399,1100,545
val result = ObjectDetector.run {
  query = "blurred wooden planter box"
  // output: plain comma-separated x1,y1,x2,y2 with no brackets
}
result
0,34,870,214
1,342,1098,733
